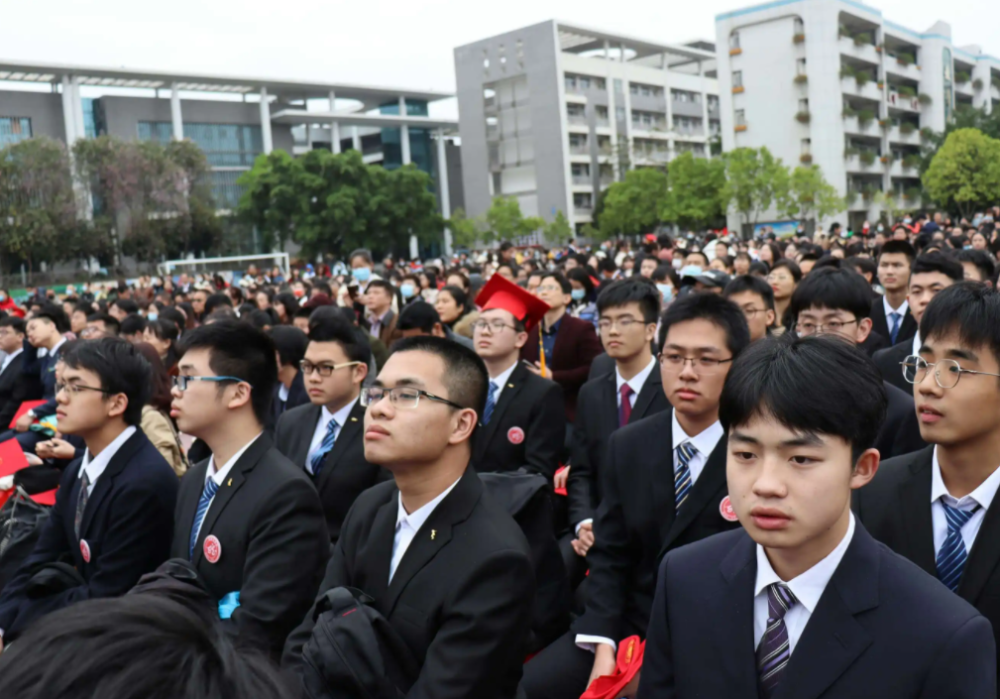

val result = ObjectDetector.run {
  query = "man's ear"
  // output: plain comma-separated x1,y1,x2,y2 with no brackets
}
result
850,448,880,490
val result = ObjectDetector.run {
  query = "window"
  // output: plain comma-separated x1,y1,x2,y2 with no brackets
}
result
571,163,590,177
801,138,811,155
707,95,720,109
732,71,743,88
139,122,263,167
0,117,32,146
794,18,805,34
615,106,626,122
579,76,591,90
710,120,721,136
574,193,594,210
798,99,809,112
730,32,740,49
797,58,807,75
569,133,587,147
567,104,586,121
735,109,746,126
565,75,577,91
672,89,699,103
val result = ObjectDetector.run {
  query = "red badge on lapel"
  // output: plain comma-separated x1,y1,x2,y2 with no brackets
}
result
80,539,91,563
507,427,525,445
719,496,738,522
204,535,222,564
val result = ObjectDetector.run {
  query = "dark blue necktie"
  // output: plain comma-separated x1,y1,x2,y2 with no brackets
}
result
888,312,902,344
757,583,797,698
189,477,219,559
483,382,498,425
937,502,979,592
310,419,339,477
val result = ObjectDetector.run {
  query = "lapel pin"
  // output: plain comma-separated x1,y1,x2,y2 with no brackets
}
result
227,478,232,487
508,383,515,388
431,529,437,540
351,417,358,422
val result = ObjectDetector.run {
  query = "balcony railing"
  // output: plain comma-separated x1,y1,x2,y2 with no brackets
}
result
567,114,588,125
572,174,592,185
568,144,590,156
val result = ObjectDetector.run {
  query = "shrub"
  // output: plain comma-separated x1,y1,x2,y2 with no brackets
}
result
795,111,811,123
918,93,932,105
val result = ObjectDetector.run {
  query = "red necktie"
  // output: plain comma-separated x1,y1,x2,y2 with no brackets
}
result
619,384,634,427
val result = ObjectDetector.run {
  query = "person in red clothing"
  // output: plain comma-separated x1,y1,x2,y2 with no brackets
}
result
0,290,25,318
520,272,602,425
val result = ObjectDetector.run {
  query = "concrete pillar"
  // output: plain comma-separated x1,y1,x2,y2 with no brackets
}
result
259,87,273,154
436,129,453,256
72,77,87,142
170,83,184,140
61,75,77,144
399,96,411,165
329,91,342,153
352,126,361,152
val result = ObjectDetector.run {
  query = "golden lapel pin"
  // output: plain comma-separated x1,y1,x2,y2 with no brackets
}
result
227,478,232,487
431,529,437,540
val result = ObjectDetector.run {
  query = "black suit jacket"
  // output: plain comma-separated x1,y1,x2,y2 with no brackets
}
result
283,467,535,699
856,445,1000,681
574,410,740,642
0,430,177,638
0,352,31,429
267,370,309,433
275,400,387,543
171,434,330,657
873,339,913,393
521,314,602,423
20,340,63,417
566,366,669,526
874,380,926,460
472,363,565,481
870,297,918,346
638,524,995,699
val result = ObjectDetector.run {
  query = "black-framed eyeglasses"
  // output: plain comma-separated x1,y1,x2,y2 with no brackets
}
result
56,382,110,397
360,386,463,411
472,319,517,333
172,375,249,392
739,307,768,318
658,353,734,373
299,360,362,377
794,318,858,336
597,317,648,332
901,355,1000,389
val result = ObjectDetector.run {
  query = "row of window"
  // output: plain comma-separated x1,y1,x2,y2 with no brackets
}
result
728,18,804,49
138,121,264,168
0,117,32,146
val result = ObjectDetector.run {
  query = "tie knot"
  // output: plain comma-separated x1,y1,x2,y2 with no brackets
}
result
766,583,797,621
205,478,219,498
890,312,901,320
489,381,499,395
942,502,979,531
326,418,339,435
678,441,697,462
620,383,633,399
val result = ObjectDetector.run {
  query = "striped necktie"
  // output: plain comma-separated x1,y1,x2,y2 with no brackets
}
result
937,502,980,592
674,442,696,510
757,582,797,699
482,382,498,425
189,477,219,559
310,419,339,477
74,471,90,538
889,312,902,344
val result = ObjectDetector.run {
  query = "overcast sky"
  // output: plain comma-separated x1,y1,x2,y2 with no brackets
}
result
3,0,997,118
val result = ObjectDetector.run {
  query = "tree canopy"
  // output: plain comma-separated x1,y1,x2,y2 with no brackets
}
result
922,128,1000,220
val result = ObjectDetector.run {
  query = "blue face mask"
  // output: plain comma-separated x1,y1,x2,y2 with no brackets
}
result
656,284,674,303
400,283,416,299
147,312,158,321
352,267,372,283
571,289,586,301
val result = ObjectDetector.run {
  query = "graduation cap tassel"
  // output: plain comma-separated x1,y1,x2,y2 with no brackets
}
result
538,328,547,379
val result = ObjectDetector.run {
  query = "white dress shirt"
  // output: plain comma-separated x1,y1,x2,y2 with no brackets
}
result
0,347,22,376
912,331,922,357
193,433,262,544
305,398,358,473
930,446,1000,556
487,361,519,405
753,513,856,653
277,382,290,403
38,337,67,359
389,477,461,583
614,357,657,409
882,296,909,333
77,426,137,496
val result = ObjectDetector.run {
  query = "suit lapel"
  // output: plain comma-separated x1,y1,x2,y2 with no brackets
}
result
630,369,662,422
599,372,619,434
714,533,760,693
650,412,676,551
178,460,210,554
359,496,398,604
659,435,728,556
317,401,366,491
897,447,937,576
292,405,322,469
480,364,527,445
959,477,1000,603
80,431,144,538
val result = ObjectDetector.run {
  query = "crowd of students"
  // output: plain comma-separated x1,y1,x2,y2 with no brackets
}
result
0,211,999,698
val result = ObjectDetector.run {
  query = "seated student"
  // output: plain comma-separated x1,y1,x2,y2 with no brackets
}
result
523,293,749,699
268,325,309,428
283,336,535,699
169,320,329,658
471,275,565,481
873,253,964,393
956,248,996,287
119,315,147,344
8,304,70,451
724,274,776,343
292,306,312,333
872,240,918,345
856,282,1000,683
639,336,996,699
0,338,178,648
0,316,32,429
108,298,138,322
396,300,475,350
274,314,385,544
789,267,925,460
82,312,120,339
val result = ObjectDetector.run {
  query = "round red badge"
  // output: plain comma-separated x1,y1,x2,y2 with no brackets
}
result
719,496,739,522
204,535,222,564
507,427,525,445
80,539,91,563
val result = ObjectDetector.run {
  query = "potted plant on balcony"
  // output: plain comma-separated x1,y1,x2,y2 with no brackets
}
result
920,126,934,140
842,105,857,118
793,32,805,44
878,118,889,128
918,93,932,106
846,191,858,205
844,146,859,158
898,85,916,98
800,153,813,164
897,53,915,66
853,33,871,47
794,74,808,84
879,155,890,164
838,25,851,39
855,71,870,87
905,186,922,202
840,65,855,80
859,151,876,166
857,108,876,125
973,78,984,91
875,44,883,53
955,71,971,84
902,154,920,169
795,111,811,123
861,185,877,200
877,80,885,89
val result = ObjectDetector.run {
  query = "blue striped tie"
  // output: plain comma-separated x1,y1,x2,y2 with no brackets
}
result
889,312,902,345
310,419,339,477
936,502,979,592
757,583,797,698
482,382,498,425
189,477,219,559
675,442,696,510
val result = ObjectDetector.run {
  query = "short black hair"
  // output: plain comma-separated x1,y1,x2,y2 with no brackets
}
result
33,302,70,333
244,309,274,331
789,266,874,322
87,312,120,335
911,252,964,281
396,301,442,334
158,307,185,332
270,325,309,367
597,278,661,324
845,256,877,279
878,239,917,263
720,336,888,460
955,249,996,283
541,271,571,295
120,314,147,337
349,249,374,266
73,301,95,317
61,338,152,426
770,258,803,283
111,298,139,315
388,335,488,418
724,274,775,311
0,594,295,699
204,293,234,316
0,316,25,334
658,292,751,357
651,265,681,288
308,313,373,366
597,257,617,273
920,282,1000,365
365,279,395,297
177,320,277,426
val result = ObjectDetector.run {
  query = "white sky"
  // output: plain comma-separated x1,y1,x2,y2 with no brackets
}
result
2,0,997,118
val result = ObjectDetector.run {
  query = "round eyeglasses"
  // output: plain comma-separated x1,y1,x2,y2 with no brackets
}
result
901,355,1000,389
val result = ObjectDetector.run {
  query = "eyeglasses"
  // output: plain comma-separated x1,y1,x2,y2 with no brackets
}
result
597,317,648,332
536,284,563,293
472,319,517,333
739,307,768,318
901,355,1000,389
360,386,463,410
172,375,248,392
56,382,109,397
794,319,858,336
299,360,361,377
658,353,734,373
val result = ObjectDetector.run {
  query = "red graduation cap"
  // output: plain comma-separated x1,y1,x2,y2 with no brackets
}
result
475,273,550,333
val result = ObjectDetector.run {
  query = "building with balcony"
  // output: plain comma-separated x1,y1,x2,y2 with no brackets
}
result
455,21,719,230
716,0,1000,234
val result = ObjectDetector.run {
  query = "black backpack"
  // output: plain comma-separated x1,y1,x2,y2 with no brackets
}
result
0,487,52,594
300,587,420,699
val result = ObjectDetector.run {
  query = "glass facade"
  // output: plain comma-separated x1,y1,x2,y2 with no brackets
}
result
82,99,99,138
379,100,434,179
0,117,32,146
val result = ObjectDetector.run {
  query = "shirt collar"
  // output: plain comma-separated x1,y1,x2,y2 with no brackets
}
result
51,337,67,355
883,296,909,317
278,383,290,402
930,445,1000,510
79,425,137,485
1,348,22,368
671,411,724,458
207,433,263,486
322,396,359,431
396,476,462,533
615,357,657,397
754,512,856,614
488,361,519,388
543,317,562,335
911,331,921,356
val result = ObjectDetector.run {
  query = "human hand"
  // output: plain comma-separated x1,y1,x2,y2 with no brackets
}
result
586,644,618,690
572,521,595,556
554,466,569,490
36,438,76,460
621,671,641,698
15,414,33,433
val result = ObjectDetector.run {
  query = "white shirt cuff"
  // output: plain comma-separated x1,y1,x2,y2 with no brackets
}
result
574,518,594,536
575,634,616,653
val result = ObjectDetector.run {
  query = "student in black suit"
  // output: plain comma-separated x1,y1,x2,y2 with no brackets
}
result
0,339,178,648
522,293,750,699
275,315,385,543
856,282,1000,683
640,336,995,699
873,252,964,393
789,267,925,459
871,240,918,346
283,336,535,699
0,316,31,428
169,321,329,658
269,325,309,429
471,274,565,481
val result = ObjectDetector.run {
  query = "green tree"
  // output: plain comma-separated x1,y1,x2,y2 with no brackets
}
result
447,208,482,249
596,168,668,238
543,210,573,244
481,196,543,243
661,153,726,230
781,165,845,232
721,147,790,232
922,128,1000,219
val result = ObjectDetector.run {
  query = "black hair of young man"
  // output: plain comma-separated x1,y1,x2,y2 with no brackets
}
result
788,267,874,321
541,271,572,295
652,265,681,288
658,292,751,358
396,301,443,334
770,258,803,282
244,309,273,331
111,298,139,315
73,301,95,317
845,256,877,279
920,282,1000,362
61,337,152,426
748,261,770,277
0,315,25,334
204,293,234,317
955,249,997,283
724,274,776,311
685,250,710,267
797,252,820,265
596,277,661,323
597,257,617,274
911,251,964,281
349,248,374,265
293,306,313,321
120,314,147,337
177,320,277,426
878,239,917,263
87,312,120,336
34,303,70,333
720,335,888,461
0,594,295,699
364,279,395,297
388,334,488,417
270,325,309,368
313,281,333,297
309,314,373,367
